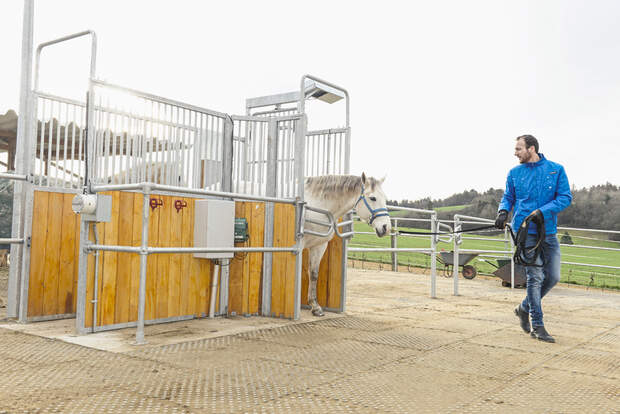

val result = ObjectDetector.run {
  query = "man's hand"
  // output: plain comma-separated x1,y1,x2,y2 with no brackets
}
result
495,210,509,229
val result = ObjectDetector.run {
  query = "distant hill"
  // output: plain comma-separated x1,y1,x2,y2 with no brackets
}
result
392,184,620,240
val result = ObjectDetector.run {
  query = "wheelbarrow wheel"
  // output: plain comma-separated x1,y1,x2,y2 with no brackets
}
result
462,265,477,279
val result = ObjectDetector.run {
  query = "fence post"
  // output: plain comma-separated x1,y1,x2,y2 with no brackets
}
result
391,218,398,272
430,213,437,298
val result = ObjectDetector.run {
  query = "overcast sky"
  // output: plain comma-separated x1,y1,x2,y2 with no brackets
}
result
2,1,620,201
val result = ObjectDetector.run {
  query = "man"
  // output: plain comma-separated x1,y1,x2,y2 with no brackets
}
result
495,135,572,343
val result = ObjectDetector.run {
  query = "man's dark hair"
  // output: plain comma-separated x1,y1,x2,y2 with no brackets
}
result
516,134,539,153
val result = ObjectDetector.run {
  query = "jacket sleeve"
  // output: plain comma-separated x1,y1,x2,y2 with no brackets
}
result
498,171,515,213
539,166,572,220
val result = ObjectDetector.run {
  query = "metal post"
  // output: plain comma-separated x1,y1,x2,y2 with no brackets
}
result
509,227,515,290
293,200,305,320
209,263,220,318
75,218,91,333
261,118,278,316
8,0,34,319
430,214,437,298
453,216,460,296
391,218,398,271
135,189,151,345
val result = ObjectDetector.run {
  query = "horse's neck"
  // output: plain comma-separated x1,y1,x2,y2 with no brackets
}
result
305,190,359,219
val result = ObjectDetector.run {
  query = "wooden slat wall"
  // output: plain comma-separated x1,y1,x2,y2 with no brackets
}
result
84,193,216,328
227,202,265,316
28,191,80,318
28,191,343,323
270,203,297,318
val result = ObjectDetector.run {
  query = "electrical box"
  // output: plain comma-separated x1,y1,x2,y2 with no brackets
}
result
193,199,235,259
234,218,249,243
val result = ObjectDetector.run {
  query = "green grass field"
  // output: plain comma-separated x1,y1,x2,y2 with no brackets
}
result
349,221,620,290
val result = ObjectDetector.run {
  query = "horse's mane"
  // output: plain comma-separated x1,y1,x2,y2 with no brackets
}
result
305,175,379,199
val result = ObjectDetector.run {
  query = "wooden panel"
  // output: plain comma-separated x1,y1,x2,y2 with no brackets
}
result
128,193,143,322
155,195,171,319
228,202,245,315
114,191,134,323
27,191,49,317
57,193,77,314
284,204,296,318
248,202,265,315
271,203,285,317
168,196,183,316
42,192,63,315
327,236,343,309
145,194,161,321
272,203,296,318
100,191,120,326
180,197,192,316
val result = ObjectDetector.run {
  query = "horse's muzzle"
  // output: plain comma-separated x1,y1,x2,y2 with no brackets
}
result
375,224,389,237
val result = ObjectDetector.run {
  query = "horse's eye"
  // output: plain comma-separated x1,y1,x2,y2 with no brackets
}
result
369,196,377,202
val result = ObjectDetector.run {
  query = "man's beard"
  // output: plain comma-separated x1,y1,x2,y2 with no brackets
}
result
519,153,532,164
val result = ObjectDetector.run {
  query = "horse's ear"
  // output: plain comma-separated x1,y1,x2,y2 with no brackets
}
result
379,175,386,185
361,172,367,185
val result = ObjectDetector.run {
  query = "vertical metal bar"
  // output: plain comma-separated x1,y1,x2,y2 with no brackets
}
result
509,227,515,289
222,116,233,192
295,116,306,201
75,217,91,333
261,118,278,316
135,190,150,345
430,214,437,298
453,217,460,296
61,103,69,187
209,263,220,318
8,0,34,318
391,218,398,271
70,105,77,187
53,101,61,187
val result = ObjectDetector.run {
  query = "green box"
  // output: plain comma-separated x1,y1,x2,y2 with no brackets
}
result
234,218,249,243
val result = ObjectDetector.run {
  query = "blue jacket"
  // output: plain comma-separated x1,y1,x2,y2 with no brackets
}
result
498,154,572,235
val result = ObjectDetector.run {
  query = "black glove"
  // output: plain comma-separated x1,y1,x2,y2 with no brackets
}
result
495,210,508,229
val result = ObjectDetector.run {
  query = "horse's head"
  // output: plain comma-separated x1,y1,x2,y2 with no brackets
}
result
355,173,391,237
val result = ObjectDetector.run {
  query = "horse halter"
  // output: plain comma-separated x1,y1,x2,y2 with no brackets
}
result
354,184,390,225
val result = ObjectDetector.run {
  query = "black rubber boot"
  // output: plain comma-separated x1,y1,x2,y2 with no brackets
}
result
530,325,555,343
514,305,531,334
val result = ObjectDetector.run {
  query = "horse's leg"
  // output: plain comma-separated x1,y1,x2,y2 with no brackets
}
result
308,242,329,317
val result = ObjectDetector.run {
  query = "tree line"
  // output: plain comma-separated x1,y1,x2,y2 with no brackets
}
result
391,183,620,240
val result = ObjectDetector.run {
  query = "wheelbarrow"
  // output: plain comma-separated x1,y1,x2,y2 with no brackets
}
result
437,251,479,279
480,258,527,288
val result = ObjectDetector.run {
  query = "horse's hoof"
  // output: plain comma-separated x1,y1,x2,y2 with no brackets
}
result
312,308,325,317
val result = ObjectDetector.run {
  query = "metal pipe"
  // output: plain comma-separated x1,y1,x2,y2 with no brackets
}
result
453,217,460,296
35,30,97,91
347,248,433,253
135,191,151,345
0,239,24,244
87,245,298,254
430,213,437,298
209,263,220,318
91,223,100,332
90,182,297,205
0,173,28,181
